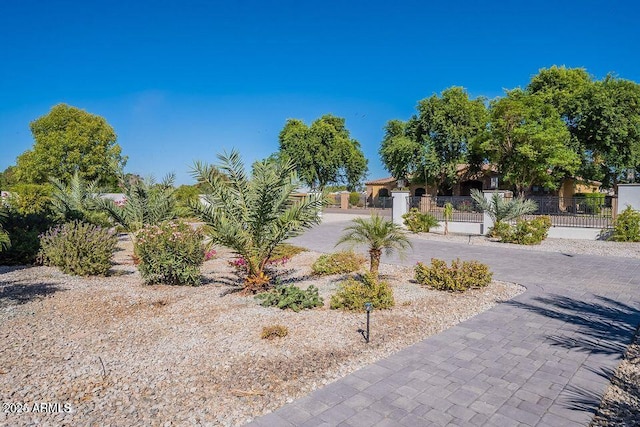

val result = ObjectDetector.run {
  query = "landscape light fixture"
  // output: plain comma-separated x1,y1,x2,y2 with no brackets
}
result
361,302,373,343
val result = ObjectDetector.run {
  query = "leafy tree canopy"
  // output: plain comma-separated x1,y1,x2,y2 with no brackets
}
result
481,89,579,195
278,114,368,190
14,104,126,188
528,66,640,186
379,87,488,192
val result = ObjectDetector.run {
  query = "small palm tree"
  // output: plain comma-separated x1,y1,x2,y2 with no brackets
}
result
337,215,412,281
470,189,538,234
190,150,325,293
96,174,178,232
50,171,107,225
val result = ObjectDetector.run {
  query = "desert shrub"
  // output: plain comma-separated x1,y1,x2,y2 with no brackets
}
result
402,208,439,233
501,216,551,245
270,243,307,260
613,205,640,242
39,221,117,276
455,200,474,212
255,283,323,312
135,220,206,286
488,221,512,239
0,210,55,265
312,251,366,275
414,258,492,292
261,324,289,340
330,273,394,311
349,192,361,207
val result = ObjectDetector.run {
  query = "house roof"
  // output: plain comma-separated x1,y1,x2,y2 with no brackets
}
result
364,177,396,185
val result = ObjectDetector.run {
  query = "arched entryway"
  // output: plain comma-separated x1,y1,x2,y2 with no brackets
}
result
460,180,483,196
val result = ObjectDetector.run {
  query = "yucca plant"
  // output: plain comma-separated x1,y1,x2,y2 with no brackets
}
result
470,189,538,235
49,171,109,226
336,214,412,281
190,150,325,293
96,174,178,232
443,202,453,235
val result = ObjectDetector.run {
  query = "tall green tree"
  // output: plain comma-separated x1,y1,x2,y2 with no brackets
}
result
528,67,640,186
14,104,126,187
379,87,487,193
482,89,579,195
379,120,427,183
278,114,368,190
190,150,325,292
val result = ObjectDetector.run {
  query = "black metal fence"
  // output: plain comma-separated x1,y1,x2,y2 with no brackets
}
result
524,196,612,228
406,195,613,228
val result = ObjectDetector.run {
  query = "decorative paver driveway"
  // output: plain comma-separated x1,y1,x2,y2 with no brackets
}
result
249,220,640,426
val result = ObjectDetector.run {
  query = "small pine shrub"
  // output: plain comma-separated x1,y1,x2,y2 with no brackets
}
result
613,205,640,242
414,258,492,292
330,273,394,311
312,251,366,276
261,324,289,340
502,216,551,245
39,221,117,276
402,208,439,233
135,220,206,286
255,284,324,312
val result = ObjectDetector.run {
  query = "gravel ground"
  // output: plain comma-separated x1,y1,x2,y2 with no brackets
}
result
0,236,523,427
591,326,640,427
411,231,640,259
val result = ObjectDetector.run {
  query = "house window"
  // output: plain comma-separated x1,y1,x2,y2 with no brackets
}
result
490,177,498,189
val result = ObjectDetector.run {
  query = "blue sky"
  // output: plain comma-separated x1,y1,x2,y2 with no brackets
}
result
1,0,639,185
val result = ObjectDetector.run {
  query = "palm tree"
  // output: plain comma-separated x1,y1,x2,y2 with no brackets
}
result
190,150,325,293
470,189,538,234
336,214,412,281
49,171,107,225
96,174,177,232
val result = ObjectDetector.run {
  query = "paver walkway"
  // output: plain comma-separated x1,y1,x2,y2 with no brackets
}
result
249,219,640,426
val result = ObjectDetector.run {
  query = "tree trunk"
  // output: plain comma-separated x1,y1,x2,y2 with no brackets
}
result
369,249,381,281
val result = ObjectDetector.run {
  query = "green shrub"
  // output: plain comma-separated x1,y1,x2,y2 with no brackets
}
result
575,192,605,214
270,243,307,260
0,211,55,265
414,258,492,292
613,205,640,242
330,273,394,311
255,284,324,312
261,324,289,340
312,251,366,275
501,216,551,245
7,183,52,215
349,192,361,207
134,220,206,286
402,208,439,233
488,221,512,239
39,221,117,276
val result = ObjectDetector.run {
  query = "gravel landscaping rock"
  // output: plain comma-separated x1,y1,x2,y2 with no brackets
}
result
591,325,640,427
0,235,523,426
